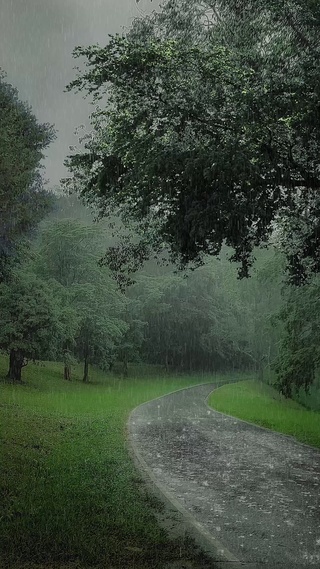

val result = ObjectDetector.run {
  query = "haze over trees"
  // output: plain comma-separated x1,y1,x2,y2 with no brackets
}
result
31,219,128,381
3,6,320,569
0,72,56,380
1,1,320,403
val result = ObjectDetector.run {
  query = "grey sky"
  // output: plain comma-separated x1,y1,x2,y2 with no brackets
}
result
0,0,157,187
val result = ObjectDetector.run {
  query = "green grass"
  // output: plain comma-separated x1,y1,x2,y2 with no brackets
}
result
0,356,228,569
208,379,320,448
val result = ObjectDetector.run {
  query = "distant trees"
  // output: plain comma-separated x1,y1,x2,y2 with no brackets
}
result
72,282,127,381
127,250,282,373
32,219,102,287
0,72,55,282
130,271,235,371
32,219,128,381
0,207,286,385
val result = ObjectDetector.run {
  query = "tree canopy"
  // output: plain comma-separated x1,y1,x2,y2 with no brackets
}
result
65,0,320,281
0,72,55,281
0,271,65,381
32,219,128,380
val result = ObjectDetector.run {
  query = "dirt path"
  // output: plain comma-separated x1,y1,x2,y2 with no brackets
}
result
128,383,320,569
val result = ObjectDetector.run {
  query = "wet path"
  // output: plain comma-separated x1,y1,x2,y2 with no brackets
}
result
128,383,320,568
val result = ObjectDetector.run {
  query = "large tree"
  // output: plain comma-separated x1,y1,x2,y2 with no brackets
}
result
65,0,320,280
0,272,65,381
0,73,55,281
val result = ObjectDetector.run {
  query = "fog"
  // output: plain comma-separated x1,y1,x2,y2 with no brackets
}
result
0,0,157,186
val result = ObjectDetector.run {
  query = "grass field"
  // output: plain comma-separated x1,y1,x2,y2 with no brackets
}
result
0,356,229,569
208,379,320,448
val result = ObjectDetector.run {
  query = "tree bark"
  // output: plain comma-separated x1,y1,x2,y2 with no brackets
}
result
64,364,71,381
63,349,72,381
122,354,128,378
83,356,89,382
6,349,24,382
165,352,169,373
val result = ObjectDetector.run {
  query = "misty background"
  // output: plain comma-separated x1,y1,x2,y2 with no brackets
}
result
2,3,320,568
0,0,157,186
1,0,319,409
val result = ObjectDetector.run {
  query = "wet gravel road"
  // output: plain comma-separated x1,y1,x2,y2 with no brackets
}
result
128,383,320,568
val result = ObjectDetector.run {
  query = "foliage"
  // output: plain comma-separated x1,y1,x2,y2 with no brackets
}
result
274,276,320,397
234,248,284,375
0,271,67,380
0,72,55,281
65,0,320,280
72,282,127,380
32,219,128,378
128,248,283,372
115,298,146,375
32,218,105,287
102,237,152,291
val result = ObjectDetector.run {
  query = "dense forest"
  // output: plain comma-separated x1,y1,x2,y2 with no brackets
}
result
1,0,320,407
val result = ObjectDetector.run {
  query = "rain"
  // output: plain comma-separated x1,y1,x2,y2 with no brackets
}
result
1,1,320,569
0,0,159,185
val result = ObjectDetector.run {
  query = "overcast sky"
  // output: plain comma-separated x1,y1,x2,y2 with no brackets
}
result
0,0,158,186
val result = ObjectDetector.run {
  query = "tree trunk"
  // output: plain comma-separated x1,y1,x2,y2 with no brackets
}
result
122,354,128,378
6,349,24,382
64,364,71,381
83,356,89,382
63,349,72,381
258,359,265,383
165,352,169,373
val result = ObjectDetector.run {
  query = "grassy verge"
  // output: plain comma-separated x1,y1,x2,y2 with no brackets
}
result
208,379,320,448
0,357,227,569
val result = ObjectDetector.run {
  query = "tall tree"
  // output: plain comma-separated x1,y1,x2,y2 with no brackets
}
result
65,0,320,281
72,282,127,381
0,72,55,281
33,220,127,379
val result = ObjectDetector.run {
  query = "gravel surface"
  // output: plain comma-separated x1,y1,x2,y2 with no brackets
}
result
128,383,320,568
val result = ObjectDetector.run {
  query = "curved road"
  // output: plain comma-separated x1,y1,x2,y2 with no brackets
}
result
128,383,320,569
